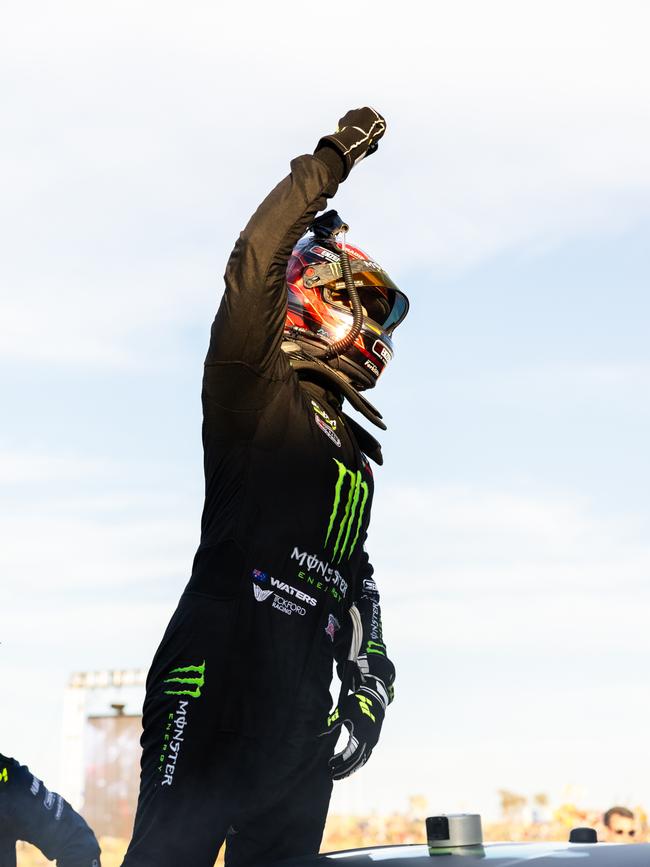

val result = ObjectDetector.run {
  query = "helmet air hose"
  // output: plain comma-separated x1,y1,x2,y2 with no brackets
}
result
317,231,364,361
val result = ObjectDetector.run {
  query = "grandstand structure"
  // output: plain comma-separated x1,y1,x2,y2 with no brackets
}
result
61,668,146,838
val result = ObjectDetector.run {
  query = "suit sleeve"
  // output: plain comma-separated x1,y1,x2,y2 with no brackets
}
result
335,549,396,701
355,551,395,699
203,150,343,422
4,758,101,867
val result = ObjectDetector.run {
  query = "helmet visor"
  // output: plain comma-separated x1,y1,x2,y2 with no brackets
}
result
323,273,409,333
381,289,409,333
303,259,409,332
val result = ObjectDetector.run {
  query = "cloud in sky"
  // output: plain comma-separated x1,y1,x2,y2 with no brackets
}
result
3,1,650,365
338,475,650,815
445,361,650,404
0,449,112,484
371,481,650,614
334,478,650,816
0,449,199,594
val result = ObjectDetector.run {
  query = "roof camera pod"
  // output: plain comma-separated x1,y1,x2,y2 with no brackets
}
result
426,814,485,858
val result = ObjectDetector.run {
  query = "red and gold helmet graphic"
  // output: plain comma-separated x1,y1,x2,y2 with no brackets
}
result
285,233,409,389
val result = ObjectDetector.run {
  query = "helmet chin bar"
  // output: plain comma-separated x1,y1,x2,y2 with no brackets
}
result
281,340,387,431
283,328,377,391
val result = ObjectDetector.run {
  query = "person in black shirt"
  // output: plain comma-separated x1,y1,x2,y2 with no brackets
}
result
121,107,409,867
0,754,101,867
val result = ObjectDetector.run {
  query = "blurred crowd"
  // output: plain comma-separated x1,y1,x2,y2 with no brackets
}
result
15,800,650,865
321,802,649,850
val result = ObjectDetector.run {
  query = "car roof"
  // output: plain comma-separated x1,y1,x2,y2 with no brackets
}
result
274,841,650,866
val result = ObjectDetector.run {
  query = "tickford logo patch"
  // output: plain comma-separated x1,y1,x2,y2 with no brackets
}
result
325,459,369,563
253,583,273,602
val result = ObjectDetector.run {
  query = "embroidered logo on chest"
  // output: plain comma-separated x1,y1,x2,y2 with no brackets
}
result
311,400,341,447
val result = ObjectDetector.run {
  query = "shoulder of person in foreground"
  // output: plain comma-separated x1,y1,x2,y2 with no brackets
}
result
0,754,101,867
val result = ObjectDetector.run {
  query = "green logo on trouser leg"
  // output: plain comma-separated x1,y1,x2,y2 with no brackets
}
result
326,459,369,563
164,661,206,698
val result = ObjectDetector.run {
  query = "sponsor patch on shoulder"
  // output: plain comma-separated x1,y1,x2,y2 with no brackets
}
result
362,578,378,594
315,414,341,447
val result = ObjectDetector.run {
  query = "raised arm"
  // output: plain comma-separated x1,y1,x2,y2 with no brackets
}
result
206,149,343,374
203,109,386,413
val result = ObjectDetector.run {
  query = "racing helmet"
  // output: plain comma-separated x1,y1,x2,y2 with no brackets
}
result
284,212,409,390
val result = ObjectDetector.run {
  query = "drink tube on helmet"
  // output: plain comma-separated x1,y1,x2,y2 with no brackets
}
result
308,211,365,361
316,235,364,361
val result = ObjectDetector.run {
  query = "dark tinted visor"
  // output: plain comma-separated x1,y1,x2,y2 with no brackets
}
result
309,263,409,333
382,289,409,333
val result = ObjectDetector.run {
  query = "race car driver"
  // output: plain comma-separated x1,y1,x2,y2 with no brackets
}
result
0,753,101,867
121,107,409,867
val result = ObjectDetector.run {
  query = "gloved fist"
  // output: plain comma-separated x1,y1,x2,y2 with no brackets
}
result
316,107,386,180
320,675,389,780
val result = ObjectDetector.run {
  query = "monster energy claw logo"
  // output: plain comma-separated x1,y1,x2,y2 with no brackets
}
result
325,459,369,562
164,660,206,698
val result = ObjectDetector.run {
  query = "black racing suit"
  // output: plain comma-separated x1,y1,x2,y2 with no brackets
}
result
122,150,391,867
0,755,101,867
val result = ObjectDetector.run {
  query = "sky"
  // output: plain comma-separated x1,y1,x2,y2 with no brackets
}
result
2,0,650,825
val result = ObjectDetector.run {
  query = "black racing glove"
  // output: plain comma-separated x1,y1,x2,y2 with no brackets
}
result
320,674,389,780
316,107,386,180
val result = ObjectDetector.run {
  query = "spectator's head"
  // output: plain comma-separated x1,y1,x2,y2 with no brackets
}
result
603,807,635,843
